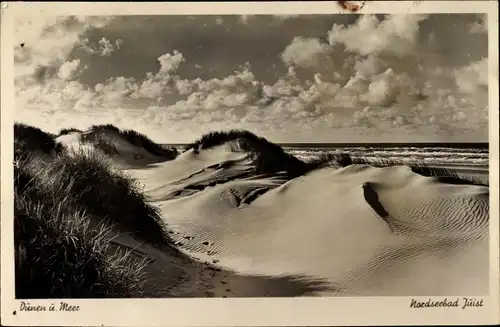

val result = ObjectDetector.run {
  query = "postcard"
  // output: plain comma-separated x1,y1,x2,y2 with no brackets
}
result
1,1,499,326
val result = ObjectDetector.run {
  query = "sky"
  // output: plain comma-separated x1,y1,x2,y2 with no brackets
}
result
14,14,488,143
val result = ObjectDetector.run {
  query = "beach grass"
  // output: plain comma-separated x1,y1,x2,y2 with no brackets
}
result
187,129,307,177
43,148,172,247
82,124,178,159
15,156,150,298
14,123,176,297
14,123,64,160
57,127,83,136
80,133,121,156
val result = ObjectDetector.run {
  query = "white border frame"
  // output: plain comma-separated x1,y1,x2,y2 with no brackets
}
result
1,1,499,326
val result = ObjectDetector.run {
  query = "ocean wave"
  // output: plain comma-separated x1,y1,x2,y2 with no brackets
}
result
287,147,489,167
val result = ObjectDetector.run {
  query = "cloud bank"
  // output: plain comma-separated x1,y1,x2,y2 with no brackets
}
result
14,14,489,143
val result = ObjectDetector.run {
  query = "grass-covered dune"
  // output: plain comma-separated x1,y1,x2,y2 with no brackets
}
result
15,162,149,298
186,129,487,186
186,130,308,178
12,122,488,298
65,124,178,160
14,123,64,160
14,123,175,298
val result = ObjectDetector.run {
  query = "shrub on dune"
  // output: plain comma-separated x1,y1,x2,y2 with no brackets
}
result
83,124,178,160
14,159,149,298
14,123,172,247
36,148,173,247
57,127,83,136
14,123,64,160
187,130,307,178
304,152,352,171
80,133,120,157
87,124,121,134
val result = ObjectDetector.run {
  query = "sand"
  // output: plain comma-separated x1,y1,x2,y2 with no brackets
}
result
56,134,490,297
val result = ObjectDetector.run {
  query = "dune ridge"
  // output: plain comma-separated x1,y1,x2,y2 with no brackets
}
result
14,123,490,298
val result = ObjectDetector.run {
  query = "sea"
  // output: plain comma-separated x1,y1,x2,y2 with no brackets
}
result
280,143,489,168
170,143,489,168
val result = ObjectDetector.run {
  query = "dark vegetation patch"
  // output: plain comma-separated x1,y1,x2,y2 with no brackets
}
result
13,123,180,298
14,123,64,160
80,133,120,157
186,130,307,178
34,149,172,247
57,127,83,136
14,157,150,298
304,152,353,170
82,124,178,160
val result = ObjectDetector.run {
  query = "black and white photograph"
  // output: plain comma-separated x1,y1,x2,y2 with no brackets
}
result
1,1,499,326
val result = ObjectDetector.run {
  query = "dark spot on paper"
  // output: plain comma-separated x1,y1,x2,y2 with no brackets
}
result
12,310,16,315
20,43,25,48
338,1,365,12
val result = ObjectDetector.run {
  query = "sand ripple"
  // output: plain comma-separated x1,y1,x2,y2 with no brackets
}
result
122,146,489,296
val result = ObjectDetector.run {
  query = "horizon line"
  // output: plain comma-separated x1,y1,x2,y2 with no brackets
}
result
164,141,489,147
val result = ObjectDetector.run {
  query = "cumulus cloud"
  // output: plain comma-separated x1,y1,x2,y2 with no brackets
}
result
327,14,428,56
57,59,83,80
270,14,484,135
80,37,123,56
133,50,185,99
14,14,489,142
15,16,115,77
281,37,332,69
166,66,263,113
453,57,488,94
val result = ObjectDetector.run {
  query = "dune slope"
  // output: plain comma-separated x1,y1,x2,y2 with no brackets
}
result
126,131,489,296
14,124,489,297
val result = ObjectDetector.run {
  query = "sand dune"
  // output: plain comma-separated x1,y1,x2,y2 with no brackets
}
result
125,134,490,296
142,165,488,296
21,125,489,297
56,128,174,168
